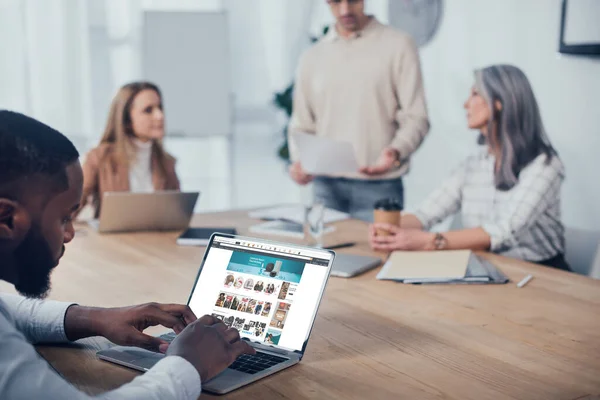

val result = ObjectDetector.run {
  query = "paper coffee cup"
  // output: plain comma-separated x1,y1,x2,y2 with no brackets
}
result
373,198,402,236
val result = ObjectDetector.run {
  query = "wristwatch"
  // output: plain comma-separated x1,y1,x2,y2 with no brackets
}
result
433,233,447,250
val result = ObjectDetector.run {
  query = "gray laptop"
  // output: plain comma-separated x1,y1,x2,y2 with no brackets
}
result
97,234,335,394
330,253,382,278
91,191,199,233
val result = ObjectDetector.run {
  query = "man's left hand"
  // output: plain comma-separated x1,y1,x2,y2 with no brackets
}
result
360,147,400,176
65,302,197,353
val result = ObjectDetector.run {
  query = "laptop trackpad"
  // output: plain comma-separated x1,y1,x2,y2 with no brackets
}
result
203,368,250,394
97,347,164,371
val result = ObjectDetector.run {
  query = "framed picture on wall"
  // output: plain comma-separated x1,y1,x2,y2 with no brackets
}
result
559,0,600,56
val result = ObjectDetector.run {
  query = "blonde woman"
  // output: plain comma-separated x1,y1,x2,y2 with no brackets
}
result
79,81,180,217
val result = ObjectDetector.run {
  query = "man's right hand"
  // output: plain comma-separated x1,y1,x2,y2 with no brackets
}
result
289,161,314,185
166,315,255,382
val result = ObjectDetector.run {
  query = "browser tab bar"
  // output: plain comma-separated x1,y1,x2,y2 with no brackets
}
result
213,236,331,262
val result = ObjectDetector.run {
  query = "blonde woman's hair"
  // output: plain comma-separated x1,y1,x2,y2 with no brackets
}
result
99,81,170,175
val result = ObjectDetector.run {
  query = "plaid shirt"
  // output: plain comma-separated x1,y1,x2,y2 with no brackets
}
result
413,148,565,262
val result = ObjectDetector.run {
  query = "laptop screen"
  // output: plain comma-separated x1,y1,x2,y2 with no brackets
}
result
187,235,333,352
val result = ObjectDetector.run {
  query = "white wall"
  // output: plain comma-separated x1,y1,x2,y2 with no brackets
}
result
404,0,600,230
226,0,389,111
223,0,314,111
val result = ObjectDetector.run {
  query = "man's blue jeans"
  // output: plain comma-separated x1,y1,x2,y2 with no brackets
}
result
313,176,404,222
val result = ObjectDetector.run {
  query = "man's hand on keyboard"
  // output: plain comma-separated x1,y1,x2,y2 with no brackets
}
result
167,315,256,382
65,302,197,353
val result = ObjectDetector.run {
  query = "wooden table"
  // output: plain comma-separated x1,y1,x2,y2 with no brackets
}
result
4,210,600,399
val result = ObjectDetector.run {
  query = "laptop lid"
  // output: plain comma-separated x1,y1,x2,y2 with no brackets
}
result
186,234,335,356
98,191,199,233
330,253,382,278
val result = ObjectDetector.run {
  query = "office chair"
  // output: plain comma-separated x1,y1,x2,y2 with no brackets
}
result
564,227,600,278
450,215,600,278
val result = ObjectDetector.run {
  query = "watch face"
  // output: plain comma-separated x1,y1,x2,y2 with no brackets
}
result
388,0,444,47
434,233,446,250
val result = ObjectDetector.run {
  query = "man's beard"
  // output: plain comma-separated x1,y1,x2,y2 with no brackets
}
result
13,227,61,299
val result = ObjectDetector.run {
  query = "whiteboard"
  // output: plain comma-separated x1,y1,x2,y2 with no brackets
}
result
143,11,232,137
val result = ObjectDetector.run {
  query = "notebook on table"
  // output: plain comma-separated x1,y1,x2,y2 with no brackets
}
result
376,250,508,284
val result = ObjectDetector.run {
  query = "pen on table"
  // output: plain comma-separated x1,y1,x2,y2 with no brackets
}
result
327,242,356,250
516,274,533,288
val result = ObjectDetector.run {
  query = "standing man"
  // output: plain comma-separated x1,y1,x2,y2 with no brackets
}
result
289,0,430,221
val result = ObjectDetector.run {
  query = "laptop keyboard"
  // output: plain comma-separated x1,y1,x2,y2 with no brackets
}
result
229,352,288,374
158,331,288,374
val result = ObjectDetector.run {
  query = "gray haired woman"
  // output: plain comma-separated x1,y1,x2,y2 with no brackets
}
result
369,64,569,271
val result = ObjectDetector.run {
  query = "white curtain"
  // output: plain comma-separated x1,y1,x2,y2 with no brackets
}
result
0,0,92,149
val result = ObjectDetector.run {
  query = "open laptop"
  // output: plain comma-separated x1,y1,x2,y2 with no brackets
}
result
91,191,199,233
330,253,382,278
97,234,335,394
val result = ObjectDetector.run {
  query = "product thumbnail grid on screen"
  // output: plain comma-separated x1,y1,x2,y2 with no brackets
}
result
211,251,303,344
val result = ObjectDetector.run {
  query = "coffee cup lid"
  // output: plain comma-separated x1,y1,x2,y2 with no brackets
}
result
374,198,402,211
